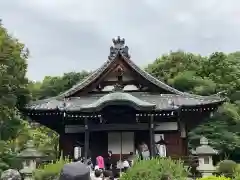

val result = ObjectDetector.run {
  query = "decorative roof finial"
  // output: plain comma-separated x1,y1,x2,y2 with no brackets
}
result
200,136,208,145
112,36,125,49
108,36,130,60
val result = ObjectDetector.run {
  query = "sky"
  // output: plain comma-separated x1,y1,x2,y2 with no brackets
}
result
1,0,240,81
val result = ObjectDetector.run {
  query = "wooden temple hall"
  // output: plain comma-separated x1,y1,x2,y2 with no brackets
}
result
23,36,224,162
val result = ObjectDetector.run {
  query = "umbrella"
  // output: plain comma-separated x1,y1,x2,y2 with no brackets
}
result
59,161,90,180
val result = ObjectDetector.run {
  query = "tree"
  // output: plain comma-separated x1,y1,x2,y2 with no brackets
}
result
31,71,89,100
26,71,89,158
146,51,240,156
0,20,31,174
0,21,30,141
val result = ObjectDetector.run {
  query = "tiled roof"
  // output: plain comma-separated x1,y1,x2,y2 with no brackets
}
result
24,37,224,112
195,145,218,155
25,92,223,112
76,92,156,112
17,140,45,158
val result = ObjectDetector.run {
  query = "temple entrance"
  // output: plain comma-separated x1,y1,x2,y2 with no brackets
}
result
89,131,108,164
108,132,135,156
87,105,152,164
89,130,150,163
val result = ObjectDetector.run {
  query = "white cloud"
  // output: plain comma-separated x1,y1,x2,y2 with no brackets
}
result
1,0,240,80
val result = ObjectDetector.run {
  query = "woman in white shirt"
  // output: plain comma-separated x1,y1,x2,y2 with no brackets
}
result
155,136,167,157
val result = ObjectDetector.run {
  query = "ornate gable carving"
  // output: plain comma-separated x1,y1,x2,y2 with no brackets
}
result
94,59,143,92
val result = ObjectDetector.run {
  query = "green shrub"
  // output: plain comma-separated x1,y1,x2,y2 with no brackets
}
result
33,157,71,180
120,157,188,180
233,165,240,180
216,160,237,177
197,175,231,180
234,173,240,180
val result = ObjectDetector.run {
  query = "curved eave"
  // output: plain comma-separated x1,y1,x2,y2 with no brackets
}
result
80,99,156,112
17,149,45,158
181,97,225,109
21,92,225,113
22,97,62,112
79,92,156,112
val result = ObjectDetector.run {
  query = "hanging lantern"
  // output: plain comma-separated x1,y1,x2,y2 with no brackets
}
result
74,146,82,160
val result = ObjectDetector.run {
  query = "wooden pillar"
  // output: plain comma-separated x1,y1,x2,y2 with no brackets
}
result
58,111,66,158
149,115,155,157
84,117,89,163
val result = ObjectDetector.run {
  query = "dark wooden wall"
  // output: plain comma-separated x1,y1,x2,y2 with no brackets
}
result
59,130,187,160
164,131,186,157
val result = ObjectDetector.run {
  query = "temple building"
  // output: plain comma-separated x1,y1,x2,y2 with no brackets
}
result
22,37,224,162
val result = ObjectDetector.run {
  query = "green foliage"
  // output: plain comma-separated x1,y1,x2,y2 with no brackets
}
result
146,51,240,157
30,71,89,100
33,157,71,180
197,176,231,180
234,166,240,180
25,71,89,158
216,160,238,177
26,71,89,158
188,102,240,153
0,21,31,173
120,158,188,180
0,140,19,175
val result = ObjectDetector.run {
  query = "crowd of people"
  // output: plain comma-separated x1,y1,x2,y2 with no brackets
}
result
83,141,167,179
85,150,132,179
91,169,114,180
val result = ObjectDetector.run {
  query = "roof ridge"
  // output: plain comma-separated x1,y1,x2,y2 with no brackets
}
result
122,56,185,95
58,59,113,98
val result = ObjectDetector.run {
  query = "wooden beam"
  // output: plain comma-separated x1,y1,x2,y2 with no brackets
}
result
89,123,149,131
155,122,178,131
65,122,180,133
84,117,89,164
65,123,149,133
65,125,85,133
149,115,155,157
100,80,139,86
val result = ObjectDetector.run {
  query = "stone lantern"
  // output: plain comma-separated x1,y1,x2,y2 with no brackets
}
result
17,140,45,180
194,137,218,177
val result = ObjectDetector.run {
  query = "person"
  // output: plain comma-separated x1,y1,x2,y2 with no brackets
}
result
103,170,114,180
105,150,113,170
86,157,93,171
122,158,130,172
128,152,135,166
91,169,103,180
139,142,150,160
96,155,105,170
156,136,167,157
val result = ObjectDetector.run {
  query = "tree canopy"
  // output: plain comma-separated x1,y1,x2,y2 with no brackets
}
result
0,21,30,173
0,22,30,141
146,51,240,157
